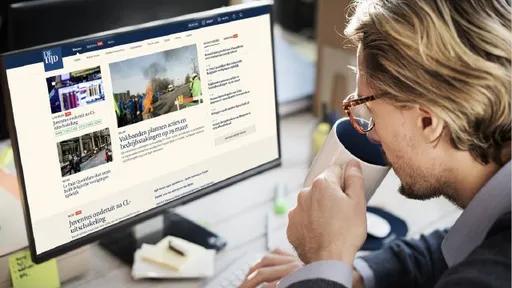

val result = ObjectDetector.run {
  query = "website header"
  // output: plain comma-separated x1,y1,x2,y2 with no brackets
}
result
2,4,271,70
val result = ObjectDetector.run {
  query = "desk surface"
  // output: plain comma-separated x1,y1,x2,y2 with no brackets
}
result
64,112,461,288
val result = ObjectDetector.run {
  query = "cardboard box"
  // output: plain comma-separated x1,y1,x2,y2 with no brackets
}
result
314,0,357,116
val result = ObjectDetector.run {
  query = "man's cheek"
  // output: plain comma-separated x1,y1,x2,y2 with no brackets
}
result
380,147,390,164
380,142,398,168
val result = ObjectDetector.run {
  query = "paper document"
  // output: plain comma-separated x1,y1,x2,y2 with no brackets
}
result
132,236,215,279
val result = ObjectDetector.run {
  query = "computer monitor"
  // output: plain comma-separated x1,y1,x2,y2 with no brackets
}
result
1,1,280,263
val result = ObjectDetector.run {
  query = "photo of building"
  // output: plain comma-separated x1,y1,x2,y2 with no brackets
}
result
57,128,112,177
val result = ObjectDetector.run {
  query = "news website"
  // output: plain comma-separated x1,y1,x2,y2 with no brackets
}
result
3,4,278,254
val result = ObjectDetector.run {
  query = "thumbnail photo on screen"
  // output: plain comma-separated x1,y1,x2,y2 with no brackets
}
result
57,128,113,177
110,44,202,128
46,66,105,114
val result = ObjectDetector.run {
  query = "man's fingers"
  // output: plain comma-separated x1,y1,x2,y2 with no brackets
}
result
262,281,278,288
246,253,298,277
271,248,294,256
343,160,365,203
320,165,344,188
240,262,302,288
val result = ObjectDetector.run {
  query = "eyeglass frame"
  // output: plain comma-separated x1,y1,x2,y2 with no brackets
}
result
342,93,383,134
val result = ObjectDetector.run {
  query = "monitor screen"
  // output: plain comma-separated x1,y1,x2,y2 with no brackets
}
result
1,2,279,262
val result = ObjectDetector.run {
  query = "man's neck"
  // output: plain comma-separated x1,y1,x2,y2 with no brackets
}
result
448,153,503,208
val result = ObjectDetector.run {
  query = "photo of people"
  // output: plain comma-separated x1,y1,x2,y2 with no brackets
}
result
46,66,105,114
57,128,112,177
110,44,202,128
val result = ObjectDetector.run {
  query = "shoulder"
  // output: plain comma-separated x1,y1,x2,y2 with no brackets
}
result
436,212,511,288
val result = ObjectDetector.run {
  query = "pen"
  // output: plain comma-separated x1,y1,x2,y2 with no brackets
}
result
168,240,186,257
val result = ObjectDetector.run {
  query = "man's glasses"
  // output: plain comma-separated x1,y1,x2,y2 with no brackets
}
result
342,93,379,134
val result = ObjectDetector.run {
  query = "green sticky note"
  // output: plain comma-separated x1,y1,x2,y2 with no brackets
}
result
8,250,60,288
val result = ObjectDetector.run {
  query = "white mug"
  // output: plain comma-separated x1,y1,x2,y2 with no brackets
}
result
304,118,390,202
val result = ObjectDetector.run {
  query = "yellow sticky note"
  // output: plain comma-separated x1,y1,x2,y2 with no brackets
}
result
8,250,60,288
0,146,13,168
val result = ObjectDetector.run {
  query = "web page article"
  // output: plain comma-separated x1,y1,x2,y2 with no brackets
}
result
205,35,255,146
109,44,206,164
4,4,278,254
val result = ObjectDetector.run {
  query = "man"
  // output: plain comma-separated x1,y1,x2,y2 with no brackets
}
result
73,154,81,173
241,0,511,287
128,96,137,124
189,73,202,103
137,94,144,122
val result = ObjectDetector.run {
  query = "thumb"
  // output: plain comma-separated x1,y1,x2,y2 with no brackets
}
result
343,160,365,202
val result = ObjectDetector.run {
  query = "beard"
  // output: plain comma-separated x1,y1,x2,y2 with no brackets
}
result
398,182,442,200
384,148,461,206
397,179,461,207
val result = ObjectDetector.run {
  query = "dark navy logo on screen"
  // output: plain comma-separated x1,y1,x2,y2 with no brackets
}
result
42,48,63,71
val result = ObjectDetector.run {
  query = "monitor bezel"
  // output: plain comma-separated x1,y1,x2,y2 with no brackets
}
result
0,1,281,263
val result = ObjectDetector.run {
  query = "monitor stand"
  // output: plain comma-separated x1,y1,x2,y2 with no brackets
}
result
99,210,227,264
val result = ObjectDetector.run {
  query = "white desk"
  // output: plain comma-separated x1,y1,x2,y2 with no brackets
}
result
64,112,461,288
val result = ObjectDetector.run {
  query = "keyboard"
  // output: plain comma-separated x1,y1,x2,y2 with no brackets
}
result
204,253,263,288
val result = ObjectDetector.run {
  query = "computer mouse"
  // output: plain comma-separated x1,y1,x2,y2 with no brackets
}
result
366,211,391,238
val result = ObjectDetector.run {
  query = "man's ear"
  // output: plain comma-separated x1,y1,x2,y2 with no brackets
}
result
417,106,444,143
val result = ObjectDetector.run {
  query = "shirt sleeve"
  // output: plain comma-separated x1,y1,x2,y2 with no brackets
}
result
353,258,376,288
361,230,449,288
278,260,352,288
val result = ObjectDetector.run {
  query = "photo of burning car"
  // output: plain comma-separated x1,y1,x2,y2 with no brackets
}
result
109,44,202,128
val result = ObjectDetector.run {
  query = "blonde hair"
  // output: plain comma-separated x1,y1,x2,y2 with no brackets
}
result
345,0,511,165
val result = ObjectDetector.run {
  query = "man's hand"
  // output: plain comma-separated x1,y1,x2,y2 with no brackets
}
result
353,269,365,288
286,160,367,264
239,249,303,288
